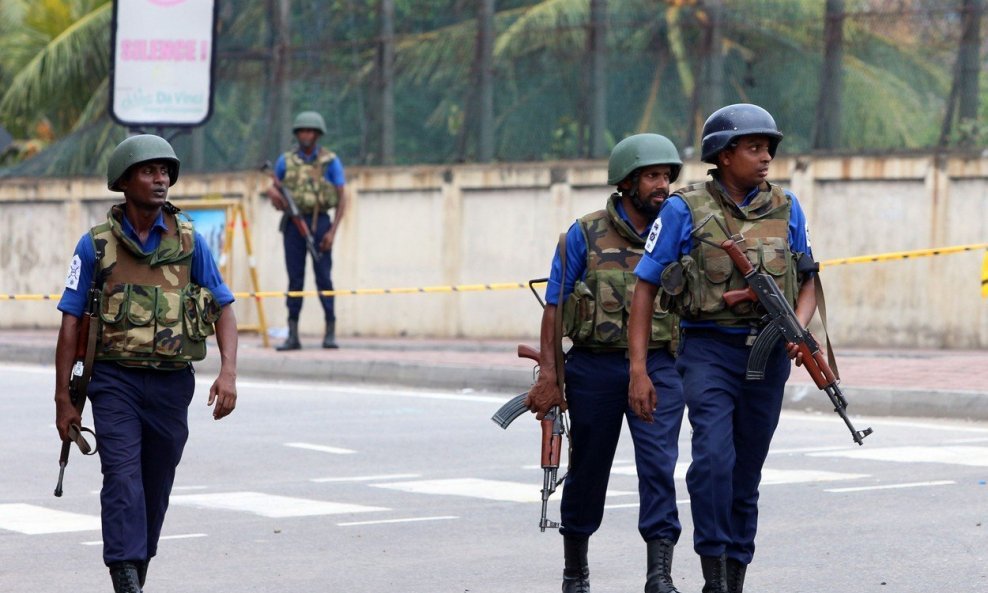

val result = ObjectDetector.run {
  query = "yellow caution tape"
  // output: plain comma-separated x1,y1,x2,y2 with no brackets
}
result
982,251,988,298
819,243,988,268
232,282,537,299
3,243,986,301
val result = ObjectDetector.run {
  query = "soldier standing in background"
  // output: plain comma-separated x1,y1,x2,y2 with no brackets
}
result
265,110,348,350
628,104,818,593
54,134,238,593
526,134,686,593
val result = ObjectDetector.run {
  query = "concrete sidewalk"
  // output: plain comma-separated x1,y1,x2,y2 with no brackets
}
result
2,328,987,422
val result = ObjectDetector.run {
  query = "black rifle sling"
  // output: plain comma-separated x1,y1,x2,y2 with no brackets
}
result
554,232,566,395
715,186,839,377
79,283,100,400
811,272,840,379
554,232,572,478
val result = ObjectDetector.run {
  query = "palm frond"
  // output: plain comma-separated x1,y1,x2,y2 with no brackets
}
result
0,2,112,127
494,0,588,59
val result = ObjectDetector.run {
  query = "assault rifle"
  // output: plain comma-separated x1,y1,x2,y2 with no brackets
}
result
261,160,322,262
54,283,100,497
719,238,873,445
491,344,567,531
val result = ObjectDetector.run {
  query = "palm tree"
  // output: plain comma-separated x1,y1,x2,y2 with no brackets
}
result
0,0,117,172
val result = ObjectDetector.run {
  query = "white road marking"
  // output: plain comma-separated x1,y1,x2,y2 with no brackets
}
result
810,445,988,467
285,442,356,455
0,363,50,375
81,533,208,546
172,485,210,491
338,515,459,527
373,478,633,503
0,504,101,535
312,473,422,483
230,378,512,404
170,491,388,517
559,463,867,485
770,445,852,455
760,468,868,485
825,480,956,493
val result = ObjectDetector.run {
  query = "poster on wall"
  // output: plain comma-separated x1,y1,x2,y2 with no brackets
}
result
109,0,217,127
185,208,226,270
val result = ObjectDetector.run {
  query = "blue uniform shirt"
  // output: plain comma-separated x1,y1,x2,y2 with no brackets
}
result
545,199,648,306
634,182,813,331
274,146,346,187
58,211,235,317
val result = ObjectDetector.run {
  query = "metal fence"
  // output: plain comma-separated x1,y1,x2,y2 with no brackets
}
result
0,0,984,177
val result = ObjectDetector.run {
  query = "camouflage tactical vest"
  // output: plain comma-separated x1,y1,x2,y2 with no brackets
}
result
282,147,339,214
659,180,798,326
562,194,678,351
90,204,220,366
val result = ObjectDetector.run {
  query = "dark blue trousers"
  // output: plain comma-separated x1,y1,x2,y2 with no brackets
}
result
88,361,195,565
559,348,684,542
283,211,335,322
676,331,790,564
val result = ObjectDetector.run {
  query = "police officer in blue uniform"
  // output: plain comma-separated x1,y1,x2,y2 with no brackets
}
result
265,111,348,350
54,135,239,593
526,134,686,593
627,105,817,593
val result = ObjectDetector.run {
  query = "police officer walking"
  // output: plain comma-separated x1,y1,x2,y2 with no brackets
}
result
266,110,348,350
54,134,239,592
628,104,818,593
526,134,686,593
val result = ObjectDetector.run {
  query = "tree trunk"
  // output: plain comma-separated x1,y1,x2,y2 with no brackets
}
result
813,0,845,150
958,0,983,144
700,0,724,120
378,0,395,165
588,0,607,158
475,0,496,162
940,0,983,147
268,0,292,154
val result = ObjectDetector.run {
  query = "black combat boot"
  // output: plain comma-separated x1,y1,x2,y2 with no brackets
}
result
322,320,339,349
644,539,680,593
136,559,149,588
700,555,728,593
562,536,590,593
108,561,143,593
726,558,746,593
276,319,301,351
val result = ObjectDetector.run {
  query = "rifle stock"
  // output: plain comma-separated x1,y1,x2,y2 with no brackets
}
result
719,239,873,446
54,285,99,497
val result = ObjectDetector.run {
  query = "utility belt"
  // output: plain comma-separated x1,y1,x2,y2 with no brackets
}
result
568,345,673,357
679,326,763,347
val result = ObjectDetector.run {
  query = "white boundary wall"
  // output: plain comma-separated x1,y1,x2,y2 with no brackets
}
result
1,153,986,348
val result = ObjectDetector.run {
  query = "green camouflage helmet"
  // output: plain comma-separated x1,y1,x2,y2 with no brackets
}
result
106,134,180,191
607,133,683,185
293,111,327,135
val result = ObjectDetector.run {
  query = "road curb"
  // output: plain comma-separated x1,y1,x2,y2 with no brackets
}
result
4,343,987,422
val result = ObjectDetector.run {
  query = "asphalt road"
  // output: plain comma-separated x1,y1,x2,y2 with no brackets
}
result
1,362,986,593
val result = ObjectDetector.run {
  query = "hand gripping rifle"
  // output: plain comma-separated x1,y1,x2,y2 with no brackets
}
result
491,344,568,531
719,239,873,445
492,241,571,531
260,161,322,262
54,283,100,497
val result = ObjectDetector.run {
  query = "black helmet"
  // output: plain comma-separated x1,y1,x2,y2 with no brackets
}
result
700,103,783,164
